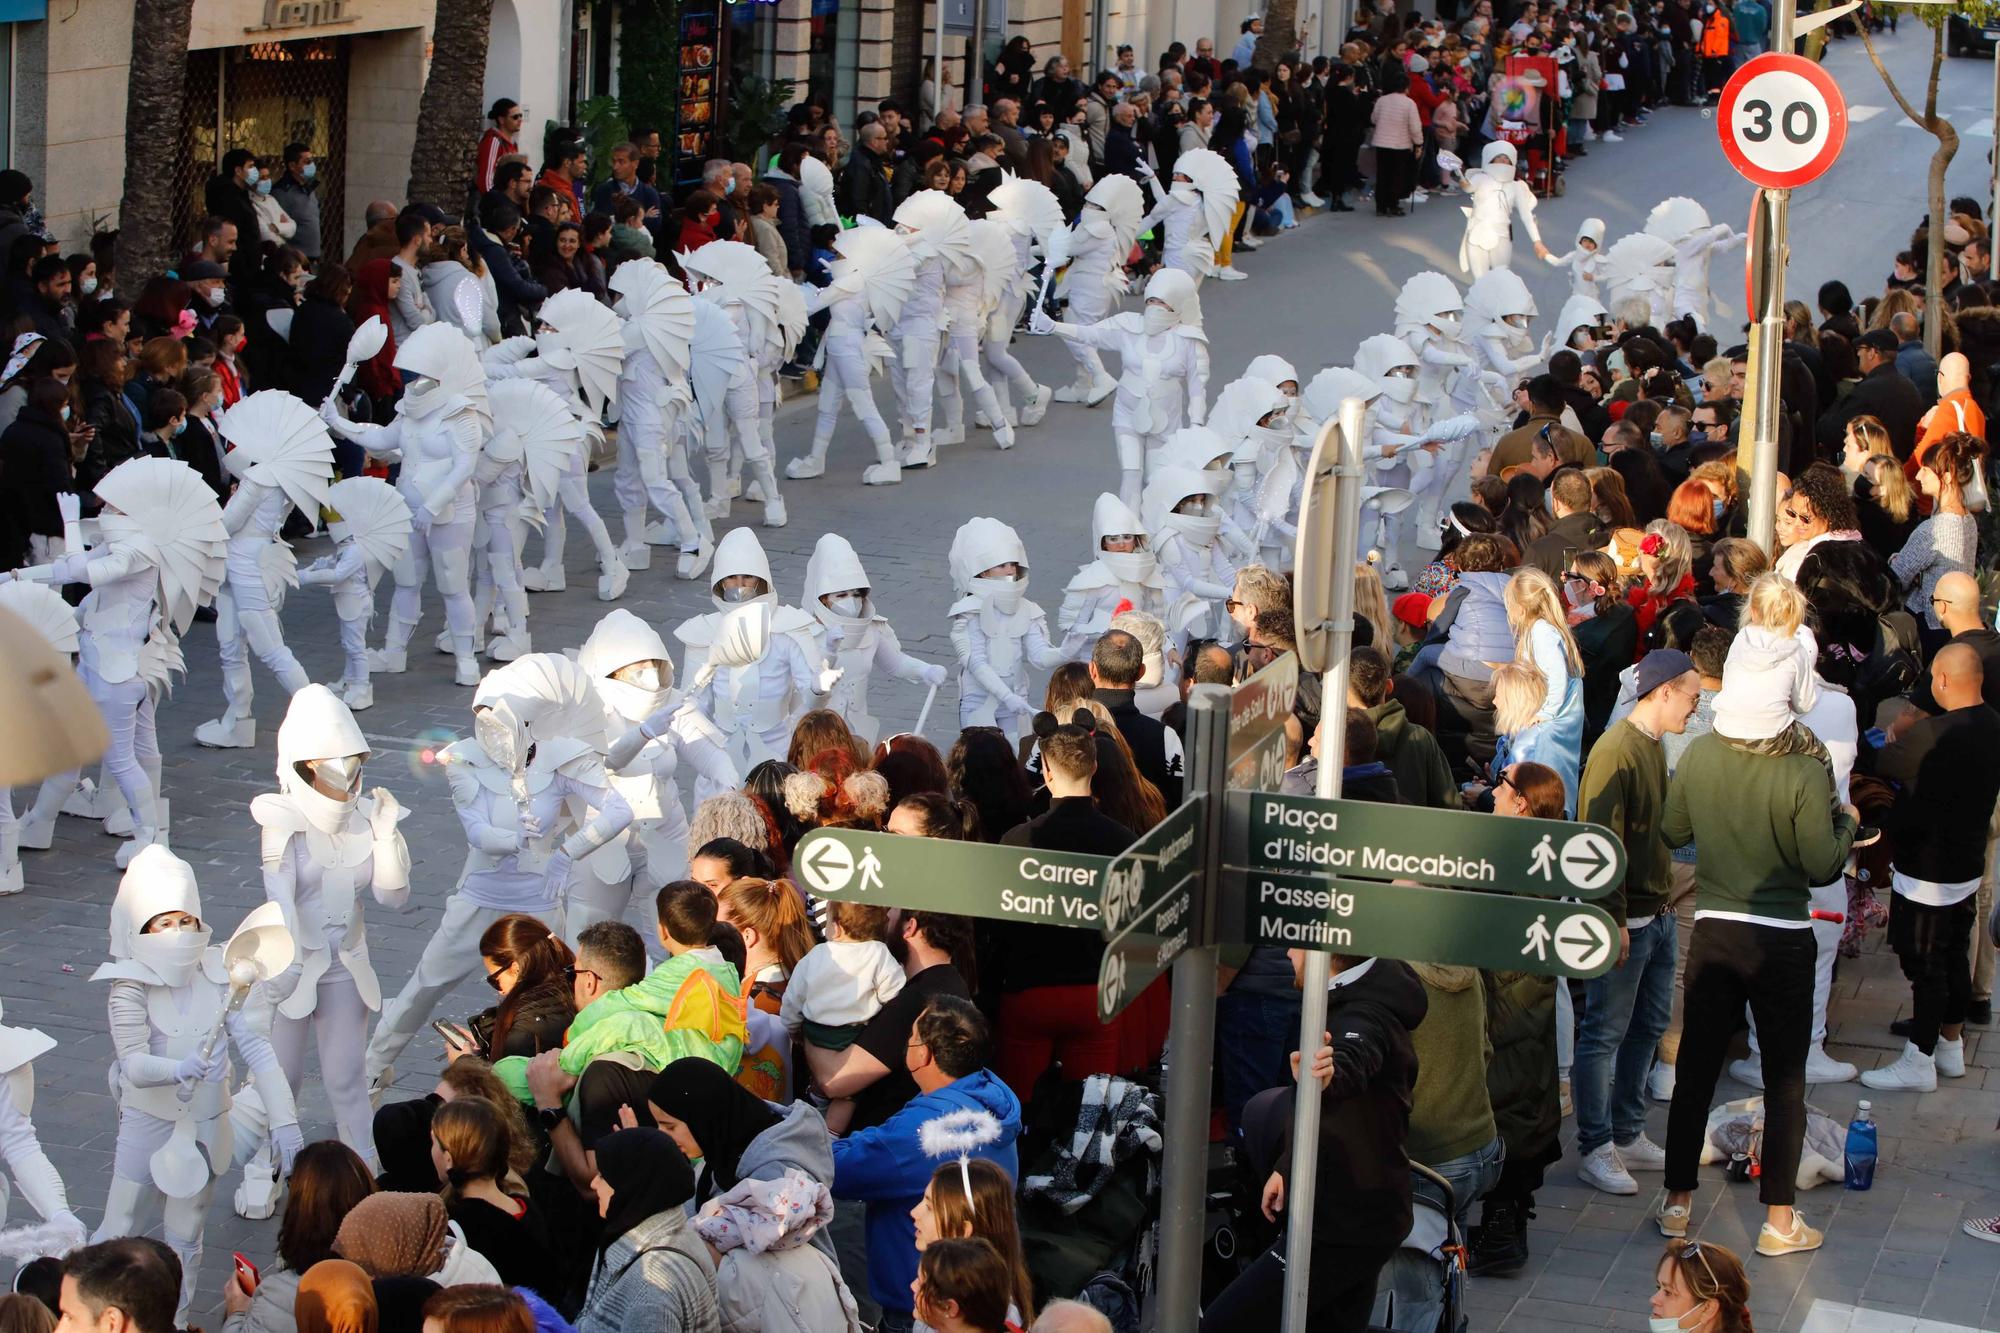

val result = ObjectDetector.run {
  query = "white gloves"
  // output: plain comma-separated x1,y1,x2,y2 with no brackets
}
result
367,787,403,841
176,1046,228,1085
55,493,80,524
816,666,844,694
1029,308,1057,336
923,662,949,688
273,1122,305,1172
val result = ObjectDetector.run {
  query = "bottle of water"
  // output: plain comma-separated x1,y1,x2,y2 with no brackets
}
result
1844,1101,1877,1190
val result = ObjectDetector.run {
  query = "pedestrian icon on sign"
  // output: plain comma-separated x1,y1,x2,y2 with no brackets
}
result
1528,835,1556,881
858,845,884,893
1521,913,1552,961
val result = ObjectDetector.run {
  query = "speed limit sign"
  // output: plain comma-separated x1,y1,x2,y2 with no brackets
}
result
1718,53,1848,190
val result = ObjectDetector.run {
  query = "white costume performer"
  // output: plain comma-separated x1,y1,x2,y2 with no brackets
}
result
1455,141,1543,279
7,458,226,867
1645,196,1746,328
785,226,913,486
567,610,736,943
1050,175,1144,405
1353,339,1482,585
459,378,573,662
1555,292,1612,353
890,190,975,468
1139,147,1241,282
1142,464,1240,637
1214,375,1309,572
0,1000,86,1260
803,533,947,745
1543,217,1605,300
948,517,1063,737
364,654,632,1088
0,581,82,893
681,240,800,525
609,259,713,576
1032,267,1209,507
940,220,1022,451
245,686,409,1187
1057,492,1201,656
1599,232,1678,326
1464,267,1547,387
980,177,1061,426
93,847,303,1324
689,289,784,526
194,391,333,748
322,322,490,687
484,288,632,600
300,475,412,711
1157,425,1259,560
673,528,826,774
1390,272,1492,530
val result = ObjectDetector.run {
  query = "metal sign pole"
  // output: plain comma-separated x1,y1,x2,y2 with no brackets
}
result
933,0,946,131
1154,686,1230,1333
1991,52,1999,280
970,0,988,100
1280,395,1369,1331
1742,186,1787,557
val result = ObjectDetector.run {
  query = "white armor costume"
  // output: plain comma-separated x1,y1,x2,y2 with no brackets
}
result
890,191,975,469
0,999,86,1259
246,686,409,1184
939,220,1021,452
1353,339,1482,585
673,528,826,774
1599,232,1678,326
610,260,713,576
1142,464,1239,637
682,241,798,526
1543,217,1605,300
786,227,912,486
689,293,783,527
1138,148,1240,282
7,457,227,867
1157,425,1259,560
948,517,1063,737
1389,273,1491,532
1058,493,1201,656
1455,142,1543,279
1556,293,1612,354
364,654,632,1088
804,533,946,745
483,288,632,600
459,378,573,663
980,177,1061,427
194,391,333,748
300,475,412,712
322,322,490,687
0,581,82,893
1211,375,1307,571
1051,175,1144,405
1464,267,1548,394
93,847,303,1325
567,610,736,944
1645,196,1746,329
1033,267,1209,508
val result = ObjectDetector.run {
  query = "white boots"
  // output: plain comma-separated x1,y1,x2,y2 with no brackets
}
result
1861,1038,1964,1091
113,798,168,870
618,507,653,571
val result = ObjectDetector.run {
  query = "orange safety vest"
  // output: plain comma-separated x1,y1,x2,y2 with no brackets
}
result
1700,13,1731,57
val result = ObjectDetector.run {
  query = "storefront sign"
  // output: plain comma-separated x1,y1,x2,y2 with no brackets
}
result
249,0,357,33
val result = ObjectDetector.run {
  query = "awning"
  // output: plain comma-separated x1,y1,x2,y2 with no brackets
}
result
0,1,47,20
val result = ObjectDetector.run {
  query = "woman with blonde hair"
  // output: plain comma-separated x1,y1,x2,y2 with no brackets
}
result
1646,1239,1753,1333
1561,549,1640,744
787,708,870,769
1702,536,1769,630
1503,568,1585,792
1355,561,1392,650
1485,660,1579,814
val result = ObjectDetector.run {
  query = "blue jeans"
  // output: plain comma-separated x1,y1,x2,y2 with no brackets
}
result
1217,986,1303,1132
1574,912,1676,1154
1374,1134,1505,1331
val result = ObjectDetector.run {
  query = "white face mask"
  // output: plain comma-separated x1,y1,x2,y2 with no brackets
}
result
1380,371,1418,404
1170,182,1199,204
972,574,1026,614
131,926,213,988
197,285,223,308
474,709,523,773
1143,306,1175,337
80,276,98,295
1649,1306,1711,1333
720,584,757,604
1101,547,1156,584
1486,156,1516,183
826,593,867,618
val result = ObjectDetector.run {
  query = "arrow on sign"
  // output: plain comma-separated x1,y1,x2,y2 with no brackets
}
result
1553,912,1614,972
1559,832,1619,894
798,839,855,895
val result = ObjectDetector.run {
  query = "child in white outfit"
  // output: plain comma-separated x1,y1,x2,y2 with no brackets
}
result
1710,574,1837,794
780,900,904,1132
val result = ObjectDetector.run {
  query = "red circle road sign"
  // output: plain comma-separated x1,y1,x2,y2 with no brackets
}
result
1717,53,1848,190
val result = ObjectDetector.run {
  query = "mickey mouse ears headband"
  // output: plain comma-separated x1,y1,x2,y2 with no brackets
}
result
1031,707,1099,741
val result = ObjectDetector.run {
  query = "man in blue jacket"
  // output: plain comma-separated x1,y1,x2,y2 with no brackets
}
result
473,197,547,338
832,994,1022,1333
590,142,665,249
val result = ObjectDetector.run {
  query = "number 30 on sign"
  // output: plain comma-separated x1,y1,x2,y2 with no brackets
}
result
1718,53,1847,190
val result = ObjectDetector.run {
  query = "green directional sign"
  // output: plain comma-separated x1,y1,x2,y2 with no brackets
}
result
792,828,1111,928
1223,790,1624,899
1225,869,1622,979
1097,795,1205,1021
1226,653,1298,793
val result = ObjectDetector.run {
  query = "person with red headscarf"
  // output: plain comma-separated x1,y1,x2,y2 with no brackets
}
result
345,259,401,413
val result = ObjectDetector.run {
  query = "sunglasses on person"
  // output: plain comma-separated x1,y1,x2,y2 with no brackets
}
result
1678,1238,1721,1294
562,965,600,985
484,967,506,990
1245,640,1277,661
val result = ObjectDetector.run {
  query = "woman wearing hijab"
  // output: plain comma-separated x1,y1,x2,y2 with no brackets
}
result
645,1060,836,1229
333,1192,504,1289
578,1128,720,1333
344,258,402,419
294,1261,378,1333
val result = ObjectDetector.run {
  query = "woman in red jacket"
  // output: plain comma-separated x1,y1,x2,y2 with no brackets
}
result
676,190,722,254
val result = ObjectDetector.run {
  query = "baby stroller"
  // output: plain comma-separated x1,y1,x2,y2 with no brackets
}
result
1371,1162,1469,1333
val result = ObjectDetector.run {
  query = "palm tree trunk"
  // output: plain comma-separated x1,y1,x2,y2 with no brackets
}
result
408,0,497,218
1255,0,1303,71
116,0,194,291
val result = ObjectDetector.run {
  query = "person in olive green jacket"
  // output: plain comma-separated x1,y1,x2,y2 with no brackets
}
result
1349,646,1459,809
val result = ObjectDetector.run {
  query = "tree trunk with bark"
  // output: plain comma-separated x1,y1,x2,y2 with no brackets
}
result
116,0,194,292
408,0,497,218
1861,21,1957,361
1254,0,1304,72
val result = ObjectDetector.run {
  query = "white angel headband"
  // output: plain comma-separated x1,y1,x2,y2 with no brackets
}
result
919,1108,1003,1204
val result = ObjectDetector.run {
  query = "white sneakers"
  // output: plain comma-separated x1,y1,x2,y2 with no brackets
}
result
1647,1060,1676,1103
1727,1055,1765,1089
1616,1132,1667,1171
1860,1041,1937,1091
1213,267,1249,282
1578,1142,1637,1195
1936,1035,1966,1077
1806,1046,1859,1084
785,454,827,479
1601,130,1625,143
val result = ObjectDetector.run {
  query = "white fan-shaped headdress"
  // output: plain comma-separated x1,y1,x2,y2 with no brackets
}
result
92,457,229,634
0,580,79,656
486,378,583,516
321,475,413,580
534,288,626,414
1168,147,1241,249
831,227,918,328
609,260,697,381
987,176,1064,245
1084,175,1145,253
215,389,335,517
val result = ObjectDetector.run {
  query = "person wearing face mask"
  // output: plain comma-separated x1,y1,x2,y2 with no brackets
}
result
192,389,333,749
607,259,714,575
803,534,947,746
171,370,230,503
783,225,911,488
1144,467,1241,637
248,156,297,248
948,517,1065,737
1647,1239,1752,1333
204,148,263,288
885,189,969,471
1541,217,1606,299
1030,268,1210,509
1391,273,1484,450
1134,147,1243,283
674,528,830,781
1643,197,1745,331
1354,335,1484,589
1452,142,1543,279
566,610,738,944
1215,371,1311,572
1056,493,1189,659
0,983,88,1257
1046,175,1144,407
933,219,1022,453
93,846,306,1326
680,240,801,518
364,653,633,1097
271,143,322,262
1157,422,1259,560
228,686,408,1219
299,475,413,712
